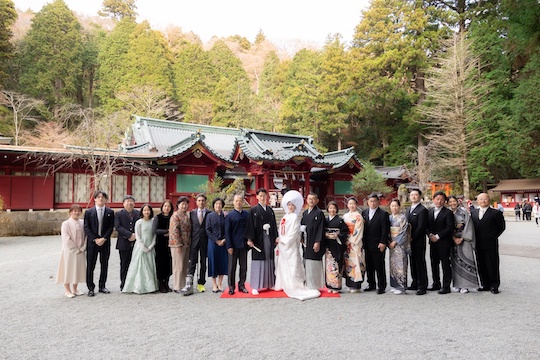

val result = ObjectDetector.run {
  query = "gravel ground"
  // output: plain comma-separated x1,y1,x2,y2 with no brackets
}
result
1,220,539,359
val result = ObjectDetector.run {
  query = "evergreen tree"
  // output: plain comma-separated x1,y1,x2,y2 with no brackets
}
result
318,34,351,151
0,0,17,88
349,0,434,164
98,0,138,20
173,42,217,123
122,21,174,98
256,50,287,132
18,0,83,107
95,17,137,111
279,48,323,146
207,40,254,127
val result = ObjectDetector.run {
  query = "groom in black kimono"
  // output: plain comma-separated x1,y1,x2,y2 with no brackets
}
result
301,192,325,290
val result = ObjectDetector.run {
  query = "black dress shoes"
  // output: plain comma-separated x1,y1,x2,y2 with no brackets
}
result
438,287,450,294
407,286,419,291
99,288,110,294
228,289,235,295
377,289,385,294
239,287,249,294
416,289,427,295
364,286,376,292
478,287,490,292
427,284,441,291
490,288,499,294
88,290,95,297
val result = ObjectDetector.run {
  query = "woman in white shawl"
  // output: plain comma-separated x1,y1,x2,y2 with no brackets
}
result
274,190,320,300
448,196,479,293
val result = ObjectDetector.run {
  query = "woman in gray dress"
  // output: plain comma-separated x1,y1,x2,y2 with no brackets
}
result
448,196,479,293
388,199,410,294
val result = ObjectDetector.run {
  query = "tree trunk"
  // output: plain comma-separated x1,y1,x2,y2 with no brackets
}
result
417,134,428,194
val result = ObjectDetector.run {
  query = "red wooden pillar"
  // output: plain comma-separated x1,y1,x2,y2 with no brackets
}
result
263,171,270,191
305,172,311,195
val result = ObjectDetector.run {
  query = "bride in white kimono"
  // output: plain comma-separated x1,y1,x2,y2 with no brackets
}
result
275,190,320,300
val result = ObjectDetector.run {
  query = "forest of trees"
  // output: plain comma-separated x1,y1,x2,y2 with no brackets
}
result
0,0,538,199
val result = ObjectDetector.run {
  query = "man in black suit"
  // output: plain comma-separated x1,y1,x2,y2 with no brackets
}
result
185,193,209,295
406,189,429,295
427,191,455,294
471,193,506,294
84,190,115,297
114,195,140,291
362,193,390,294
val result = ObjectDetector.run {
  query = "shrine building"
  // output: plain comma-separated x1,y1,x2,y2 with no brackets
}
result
0,116,362,211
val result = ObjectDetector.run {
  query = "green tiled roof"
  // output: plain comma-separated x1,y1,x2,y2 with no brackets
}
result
123,116,358,168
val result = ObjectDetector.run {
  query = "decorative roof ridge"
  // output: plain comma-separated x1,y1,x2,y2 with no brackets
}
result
167,131,202,152
64,144,121,153
241,131,273,155
133,115,242,136
324,147,355,156
140,120,158,151
123,142,151,153
241,127,314,143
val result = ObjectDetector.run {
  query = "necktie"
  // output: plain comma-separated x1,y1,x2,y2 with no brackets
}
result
479,208,485,220
98,208,103,236
198,210,203,224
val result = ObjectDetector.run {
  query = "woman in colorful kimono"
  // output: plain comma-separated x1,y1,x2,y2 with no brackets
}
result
448,195,479,293
324,201,348,293
343,197,365,293
388,199,410,295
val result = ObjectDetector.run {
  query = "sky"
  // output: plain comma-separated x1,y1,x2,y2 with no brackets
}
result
13,0,371,47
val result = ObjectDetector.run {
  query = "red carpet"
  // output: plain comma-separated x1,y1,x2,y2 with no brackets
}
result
220,283,340,299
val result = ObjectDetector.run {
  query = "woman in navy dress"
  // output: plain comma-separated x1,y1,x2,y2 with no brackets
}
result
205,198,228,292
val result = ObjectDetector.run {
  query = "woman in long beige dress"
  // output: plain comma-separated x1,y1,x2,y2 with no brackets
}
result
56,204,87,298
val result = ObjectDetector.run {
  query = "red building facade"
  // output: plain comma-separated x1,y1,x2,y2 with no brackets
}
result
0,116,362,211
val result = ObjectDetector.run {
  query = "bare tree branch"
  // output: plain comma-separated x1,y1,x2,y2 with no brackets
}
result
0,90,44,146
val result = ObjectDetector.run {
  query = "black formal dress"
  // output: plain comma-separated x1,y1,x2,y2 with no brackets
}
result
153,212,172,290
427,206,455,290
471,207,506,291
406,203,429,291
114,208,140,290
362,207,390,292
84,206,115,291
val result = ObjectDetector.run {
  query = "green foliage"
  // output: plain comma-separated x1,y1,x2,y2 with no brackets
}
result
207,40,254,127
196,175,245,208
348,0,432,163
122,21,174,98
173,42,216,123
0,0,17,88
254,30,266,45
98,0,138,20
351,162,392,197
95,17,137,110
228,35,251,50
18,0,83,106
279,48,323,145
